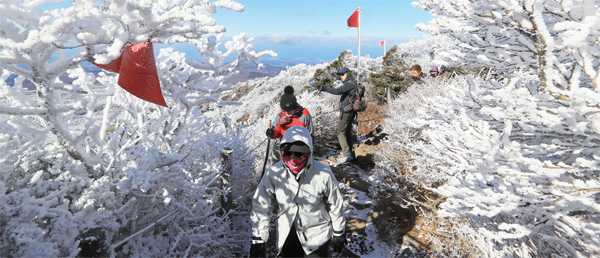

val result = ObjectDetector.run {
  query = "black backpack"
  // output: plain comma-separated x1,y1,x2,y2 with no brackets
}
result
343,82,367,112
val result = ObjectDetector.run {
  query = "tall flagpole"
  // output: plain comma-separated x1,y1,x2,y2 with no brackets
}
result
357,7,361,83
356,7,361,142
383,41,386,56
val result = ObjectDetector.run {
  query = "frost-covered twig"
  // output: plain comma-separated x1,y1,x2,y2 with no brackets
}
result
110,208,179,252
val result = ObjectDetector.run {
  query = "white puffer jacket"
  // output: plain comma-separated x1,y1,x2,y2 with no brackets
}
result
251,126,345,255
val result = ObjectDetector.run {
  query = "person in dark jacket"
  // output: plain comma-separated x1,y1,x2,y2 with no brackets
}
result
313,67,357,163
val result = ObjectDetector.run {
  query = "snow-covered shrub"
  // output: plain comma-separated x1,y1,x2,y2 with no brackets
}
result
379,69,600,257
413,0,600,93
0,0,274,256
383,34,459,70
400,3,600,255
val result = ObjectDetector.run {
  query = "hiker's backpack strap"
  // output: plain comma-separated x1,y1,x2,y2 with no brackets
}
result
302,108,310,116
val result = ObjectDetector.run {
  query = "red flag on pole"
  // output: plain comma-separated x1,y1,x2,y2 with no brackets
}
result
379,40,385,46
93,41,167,107
347,8,359,27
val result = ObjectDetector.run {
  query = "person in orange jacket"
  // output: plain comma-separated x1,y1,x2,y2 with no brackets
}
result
266,86,314,162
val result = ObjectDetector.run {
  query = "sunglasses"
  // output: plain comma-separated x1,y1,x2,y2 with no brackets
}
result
282,151,306,157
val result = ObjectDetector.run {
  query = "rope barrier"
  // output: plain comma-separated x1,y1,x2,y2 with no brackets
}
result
320,109,339,115
318,110,389,123
246,137,268,156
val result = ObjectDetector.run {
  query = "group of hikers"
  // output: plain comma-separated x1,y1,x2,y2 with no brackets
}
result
406,64,452,86
265,67,359,166
387,64,451,94
249,64,448,257
250,67,358,257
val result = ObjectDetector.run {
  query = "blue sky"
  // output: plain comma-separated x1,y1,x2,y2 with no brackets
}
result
41,0,432,62
214,0,433,61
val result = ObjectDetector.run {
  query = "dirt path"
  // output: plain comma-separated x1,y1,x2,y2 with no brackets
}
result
317,129,437,257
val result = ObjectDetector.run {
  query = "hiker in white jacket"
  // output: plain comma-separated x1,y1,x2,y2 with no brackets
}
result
249,126,346,257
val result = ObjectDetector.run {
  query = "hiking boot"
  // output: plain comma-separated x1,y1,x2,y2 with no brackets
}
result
337,155,355,163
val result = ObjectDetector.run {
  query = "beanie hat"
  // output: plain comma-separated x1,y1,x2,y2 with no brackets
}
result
430,65,438,73
280,86,298,111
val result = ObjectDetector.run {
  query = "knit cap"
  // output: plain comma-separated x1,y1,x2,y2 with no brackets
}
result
280,86,298,111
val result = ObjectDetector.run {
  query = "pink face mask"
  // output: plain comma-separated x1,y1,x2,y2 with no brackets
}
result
281,151,308,174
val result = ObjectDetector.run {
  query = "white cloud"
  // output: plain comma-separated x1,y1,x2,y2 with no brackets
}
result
256,34,303,45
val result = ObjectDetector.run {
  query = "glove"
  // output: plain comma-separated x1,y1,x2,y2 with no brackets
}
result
330,234,347,253
249,243,266,257
265,128,274,138
309,80,323,91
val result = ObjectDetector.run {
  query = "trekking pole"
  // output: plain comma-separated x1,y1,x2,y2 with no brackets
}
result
260,120,272,179
355,113,360,143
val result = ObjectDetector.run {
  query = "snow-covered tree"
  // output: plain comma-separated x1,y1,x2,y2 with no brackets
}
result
382,34,460,69
1,0,274,256
412,0,600,94
374,35,600,257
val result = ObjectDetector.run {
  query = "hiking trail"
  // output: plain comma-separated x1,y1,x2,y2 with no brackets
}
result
314,128,436,257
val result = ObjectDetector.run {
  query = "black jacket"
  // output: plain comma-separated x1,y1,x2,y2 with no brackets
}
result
322,77,357,112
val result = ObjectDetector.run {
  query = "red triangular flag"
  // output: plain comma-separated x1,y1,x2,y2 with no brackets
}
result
347,8,359,28
118,41,167,107
379,40,385,46
93,41,167,107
